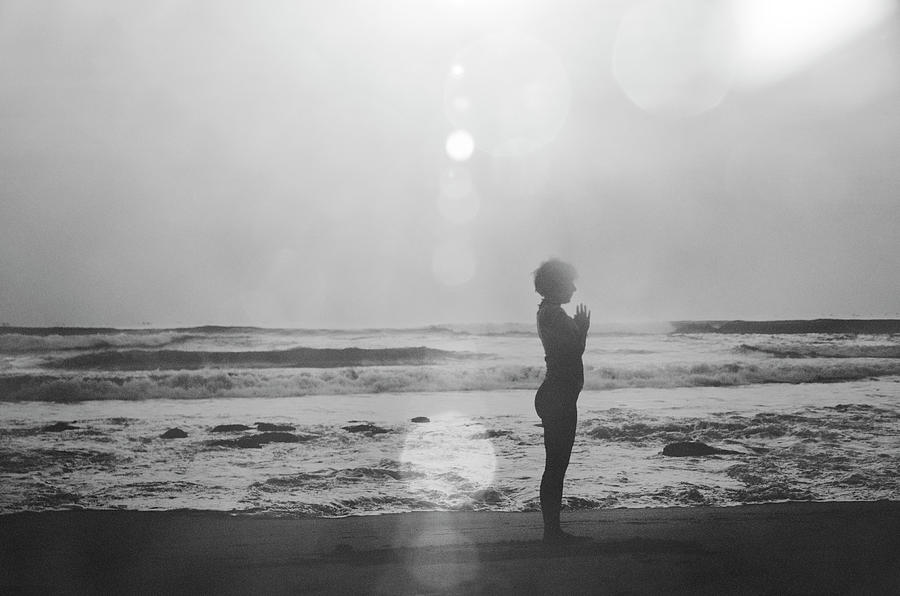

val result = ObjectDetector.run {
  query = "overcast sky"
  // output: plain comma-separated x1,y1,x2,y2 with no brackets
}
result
1,0,899,328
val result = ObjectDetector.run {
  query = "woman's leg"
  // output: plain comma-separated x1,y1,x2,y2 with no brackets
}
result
540,408,577,536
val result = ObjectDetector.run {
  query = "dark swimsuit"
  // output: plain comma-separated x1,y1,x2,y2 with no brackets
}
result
535,300,587,530
535,300,585,419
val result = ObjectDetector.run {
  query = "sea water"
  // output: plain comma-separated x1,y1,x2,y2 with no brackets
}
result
1,323,898,515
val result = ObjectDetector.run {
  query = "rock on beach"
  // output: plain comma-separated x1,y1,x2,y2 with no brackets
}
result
209,432,310,449
255,422,296,432
662,441,742,457
342,424,390,435
42,422,79,432
160,428,188,439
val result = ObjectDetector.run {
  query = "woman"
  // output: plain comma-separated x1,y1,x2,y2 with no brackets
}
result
533,259,590,543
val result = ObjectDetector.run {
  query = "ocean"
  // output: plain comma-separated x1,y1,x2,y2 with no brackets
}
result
1,321,898,516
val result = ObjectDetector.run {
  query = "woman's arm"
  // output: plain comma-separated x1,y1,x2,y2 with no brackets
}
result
540,305,589,356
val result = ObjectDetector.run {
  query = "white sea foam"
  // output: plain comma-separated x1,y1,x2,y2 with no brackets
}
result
1,382,897,515
0,331,186,352
2,358,900,402
1,325,898,515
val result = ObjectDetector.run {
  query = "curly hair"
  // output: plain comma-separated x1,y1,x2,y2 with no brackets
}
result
533,259,577,298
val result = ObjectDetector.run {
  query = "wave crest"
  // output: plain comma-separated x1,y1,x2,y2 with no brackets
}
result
0,332,186,353
737,343,900,359
3,358,900,402
53,346,484,370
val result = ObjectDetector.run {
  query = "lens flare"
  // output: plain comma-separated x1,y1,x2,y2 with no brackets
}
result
445,31,571,156
731,0,896,88
445,129,475,161
613,0,736,117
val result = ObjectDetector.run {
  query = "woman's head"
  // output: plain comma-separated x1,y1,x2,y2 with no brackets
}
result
533,259,578,303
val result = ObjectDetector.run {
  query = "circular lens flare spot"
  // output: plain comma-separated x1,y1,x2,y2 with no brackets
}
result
613,0,736,117
432,240,476,286
445,130,475,161
445,32,571,157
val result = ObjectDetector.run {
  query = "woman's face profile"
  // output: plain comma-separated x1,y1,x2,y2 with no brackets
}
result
550,280,576,304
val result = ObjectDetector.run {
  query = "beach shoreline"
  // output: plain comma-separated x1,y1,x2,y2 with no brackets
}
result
3,501,898,594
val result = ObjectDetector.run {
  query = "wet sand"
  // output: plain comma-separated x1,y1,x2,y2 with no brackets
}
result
2,502,899,594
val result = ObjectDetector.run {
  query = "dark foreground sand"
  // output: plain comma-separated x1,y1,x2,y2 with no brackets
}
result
2,502,899,595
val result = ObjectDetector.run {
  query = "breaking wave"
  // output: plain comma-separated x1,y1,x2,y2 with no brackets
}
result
584,359,900,388
52,346,483,371
3,359,900,401
673,319,900,334
0,331,188,353
737,343,900,359
0,321,679,353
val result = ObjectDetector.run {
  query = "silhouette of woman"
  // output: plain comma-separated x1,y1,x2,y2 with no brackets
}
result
533,259,590,543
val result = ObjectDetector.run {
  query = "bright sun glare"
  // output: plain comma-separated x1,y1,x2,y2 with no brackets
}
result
612,0,896,116
732,0,896,87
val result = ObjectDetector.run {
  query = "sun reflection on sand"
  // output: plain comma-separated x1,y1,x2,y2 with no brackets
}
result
404,527,480,592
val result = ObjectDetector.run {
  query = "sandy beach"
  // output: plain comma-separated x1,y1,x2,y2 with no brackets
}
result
2,501,898,594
